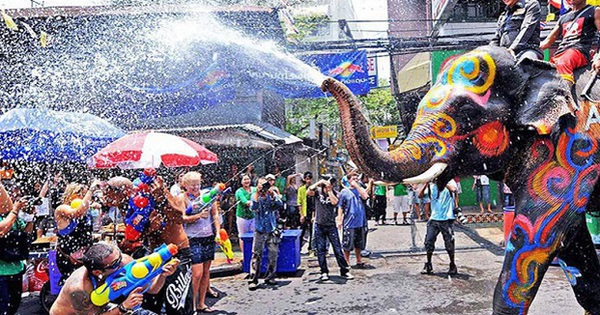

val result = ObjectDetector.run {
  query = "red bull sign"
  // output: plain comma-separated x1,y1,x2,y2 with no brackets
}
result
298,50,370,97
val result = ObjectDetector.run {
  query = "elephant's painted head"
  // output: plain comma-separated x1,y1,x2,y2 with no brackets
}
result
322,45,574,184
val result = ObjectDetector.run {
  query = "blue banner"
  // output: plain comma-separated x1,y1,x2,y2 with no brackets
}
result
297,50,371,98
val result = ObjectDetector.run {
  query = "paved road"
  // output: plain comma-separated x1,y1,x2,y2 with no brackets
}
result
17,220,585,315
204,221,582,315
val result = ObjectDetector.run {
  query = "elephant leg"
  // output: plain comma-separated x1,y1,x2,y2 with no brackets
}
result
556,221,600,315
492,215,559,315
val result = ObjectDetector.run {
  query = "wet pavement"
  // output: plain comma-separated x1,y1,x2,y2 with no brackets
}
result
17,218,585,315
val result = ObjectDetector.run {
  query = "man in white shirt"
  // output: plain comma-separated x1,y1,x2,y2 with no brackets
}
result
472,175,492,214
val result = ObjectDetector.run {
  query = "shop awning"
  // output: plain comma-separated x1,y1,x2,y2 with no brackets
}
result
397,52,431,93
152,122,302,149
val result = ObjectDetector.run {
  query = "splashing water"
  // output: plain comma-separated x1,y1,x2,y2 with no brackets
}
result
0,7,327,128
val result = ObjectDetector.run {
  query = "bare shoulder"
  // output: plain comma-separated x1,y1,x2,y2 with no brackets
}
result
53,268,98,315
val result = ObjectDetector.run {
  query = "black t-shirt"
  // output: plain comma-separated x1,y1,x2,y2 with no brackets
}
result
556,5,597,59
314,187,338,226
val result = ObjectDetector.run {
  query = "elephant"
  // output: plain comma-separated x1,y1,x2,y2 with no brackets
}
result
321,45,600,315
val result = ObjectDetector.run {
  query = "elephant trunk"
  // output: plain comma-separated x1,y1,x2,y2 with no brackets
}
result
322,78,442,182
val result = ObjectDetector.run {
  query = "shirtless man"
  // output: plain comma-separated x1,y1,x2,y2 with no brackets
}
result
141,176,193,315
50,242,178,315
102,176,164,257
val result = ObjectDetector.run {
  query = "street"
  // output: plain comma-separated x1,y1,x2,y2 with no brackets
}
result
204,221,581,314
17,218,585,315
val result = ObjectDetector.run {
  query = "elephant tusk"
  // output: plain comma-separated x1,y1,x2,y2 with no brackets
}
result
402,163,448,185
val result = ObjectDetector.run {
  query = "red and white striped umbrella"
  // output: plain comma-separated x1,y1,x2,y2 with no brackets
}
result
90,131,218,169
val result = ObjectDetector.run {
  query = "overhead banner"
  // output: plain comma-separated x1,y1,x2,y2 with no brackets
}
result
292,50,371,98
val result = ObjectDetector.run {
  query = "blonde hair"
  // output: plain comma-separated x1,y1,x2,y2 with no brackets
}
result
62,183,87,205
181,171,202,187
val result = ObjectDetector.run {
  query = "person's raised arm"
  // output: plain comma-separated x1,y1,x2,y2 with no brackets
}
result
351,180,369,200
57,180,101,219
540,20,562,50
0,198,23,237
236,188,252,208
326,183,338,206
39,180,49,198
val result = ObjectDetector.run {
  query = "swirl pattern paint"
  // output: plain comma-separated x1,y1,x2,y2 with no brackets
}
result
395,50,504,164
503,129,600,312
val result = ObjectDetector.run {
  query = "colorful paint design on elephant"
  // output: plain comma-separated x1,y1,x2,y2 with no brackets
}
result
394,50,504,163
503,129,600,311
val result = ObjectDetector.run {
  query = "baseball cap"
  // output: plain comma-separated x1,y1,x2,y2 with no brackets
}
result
265,174,276,180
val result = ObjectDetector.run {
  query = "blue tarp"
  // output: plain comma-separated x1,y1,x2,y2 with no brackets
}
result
0,108,125,163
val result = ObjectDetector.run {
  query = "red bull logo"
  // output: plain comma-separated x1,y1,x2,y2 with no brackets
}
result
328,61,364,78
197,70,228,88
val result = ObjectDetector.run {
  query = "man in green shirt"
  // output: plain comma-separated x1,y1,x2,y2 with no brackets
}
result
393,184,410,225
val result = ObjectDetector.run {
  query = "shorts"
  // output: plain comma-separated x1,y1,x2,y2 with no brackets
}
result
236,217,255,237
189,236,215,265
342,227,367,252
393,195,410,213
477,185,491,204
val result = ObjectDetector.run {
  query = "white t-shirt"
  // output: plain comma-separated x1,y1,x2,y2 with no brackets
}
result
479,175,490,186
35,197,50,216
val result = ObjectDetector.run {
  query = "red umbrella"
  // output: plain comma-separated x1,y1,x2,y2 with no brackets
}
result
90,131,218,169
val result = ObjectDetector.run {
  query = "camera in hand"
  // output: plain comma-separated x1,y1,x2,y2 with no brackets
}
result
454,207,468,224
260,181,271,193
321,174,337,186
23,195,43,214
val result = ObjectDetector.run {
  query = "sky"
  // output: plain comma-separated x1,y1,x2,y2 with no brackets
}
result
350,0,390,82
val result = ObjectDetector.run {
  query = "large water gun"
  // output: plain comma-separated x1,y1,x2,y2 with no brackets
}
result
186,183,231,215
90,243,178,307
125,169,159,241
216,229,234,263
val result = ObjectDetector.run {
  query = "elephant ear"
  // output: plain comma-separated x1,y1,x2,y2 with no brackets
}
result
515,58,575,135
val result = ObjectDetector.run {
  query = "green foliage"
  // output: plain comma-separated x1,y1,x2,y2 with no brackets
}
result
285,13,330,43
285,85,400,138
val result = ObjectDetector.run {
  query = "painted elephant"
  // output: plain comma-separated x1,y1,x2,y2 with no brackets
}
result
321,45,600,315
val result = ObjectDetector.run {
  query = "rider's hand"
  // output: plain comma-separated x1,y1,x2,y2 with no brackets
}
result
121,287,144,309
593,55,600,73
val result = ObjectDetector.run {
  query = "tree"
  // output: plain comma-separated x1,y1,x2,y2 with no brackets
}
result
285,81,401,138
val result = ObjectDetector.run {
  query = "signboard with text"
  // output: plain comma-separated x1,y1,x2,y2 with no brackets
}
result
370,125,398,139
367,56,378,88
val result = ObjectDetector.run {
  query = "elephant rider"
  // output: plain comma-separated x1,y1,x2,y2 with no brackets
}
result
491,0,543,61
540,0,600,102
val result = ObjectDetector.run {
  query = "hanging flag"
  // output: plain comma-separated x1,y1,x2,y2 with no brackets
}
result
559,0,569,15
40,31,49,47
1,10,18,30
21,21,37,39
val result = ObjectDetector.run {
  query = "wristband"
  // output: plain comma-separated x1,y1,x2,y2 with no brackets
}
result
9,210,18,217
117,303,133,315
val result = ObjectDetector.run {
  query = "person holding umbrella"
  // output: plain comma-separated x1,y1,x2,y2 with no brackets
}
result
54,180,101,284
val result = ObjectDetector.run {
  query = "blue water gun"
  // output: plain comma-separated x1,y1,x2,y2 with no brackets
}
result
90,243,179,307
124,193,156,241
186,184,232,215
